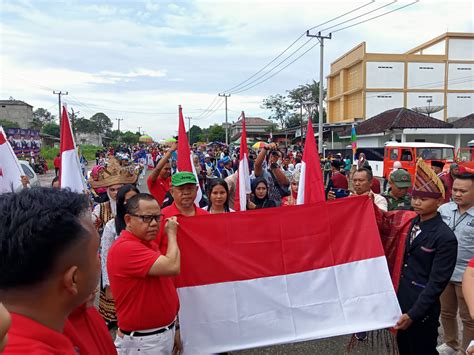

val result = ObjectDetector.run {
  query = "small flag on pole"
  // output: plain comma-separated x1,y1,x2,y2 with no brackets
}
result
234,112,251,211
351,123,357,160
177,105,202,205
60,106,86,192
296,118,325,205
0,127,24,193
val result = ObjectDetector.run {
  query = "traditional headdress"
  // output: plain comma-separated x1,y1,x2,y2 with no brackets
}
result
89,157,138,188
412,158,445,199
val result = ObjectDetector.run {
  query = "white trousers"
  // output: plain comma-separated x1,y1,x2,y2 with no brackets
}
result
115,327,175,355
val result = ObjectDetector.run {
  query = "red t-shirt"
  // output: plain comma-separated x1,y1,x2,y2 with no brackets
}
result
370,178,381,194
53,157,61,169
331,172,348,190
3,313,77,355
147,175,171,206
107,230,179,331
64,304,117,355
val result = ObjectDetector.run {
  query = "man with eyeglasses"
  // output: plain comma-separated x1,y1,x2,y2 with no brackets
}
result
107,193,182,354
162,172,209,218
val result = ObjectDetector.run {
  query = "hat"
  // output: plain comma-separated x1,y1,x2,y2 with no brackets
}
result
431,160,445,169
390,169,412,188
222,156,231,164
412,158,445,199
89,157,138,188
450,163,459,170
204,154,210,158
171,172,197,186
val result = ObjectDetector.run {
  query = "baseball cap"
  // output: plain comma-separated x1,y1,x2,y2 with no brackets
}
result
390,169,412,188
171,172,197,186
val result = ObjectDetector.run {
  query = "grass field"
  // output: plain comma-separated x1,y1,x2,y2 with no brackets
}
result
41,144,101,168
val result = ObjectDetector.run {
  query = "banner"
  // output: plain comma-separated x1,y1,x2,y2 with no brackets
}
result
175,196,401,354
5,128,41,156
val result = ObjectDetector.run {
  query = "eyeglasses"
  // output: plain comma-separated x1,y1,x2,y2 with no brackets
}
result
129,213,162,223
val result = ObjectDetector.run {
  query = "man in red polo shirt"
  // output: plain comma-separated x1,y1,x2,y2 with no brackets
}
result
148,143,176,206
162,172,209,218
108,193,181,354
0,188,103,354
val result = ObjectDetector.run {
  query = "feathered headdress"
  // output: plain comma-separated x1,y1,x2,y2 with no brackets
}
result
412,158,445,199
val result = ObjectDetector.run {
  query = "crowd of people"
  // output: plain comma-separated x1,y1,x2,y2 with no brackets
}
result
0,139,473,355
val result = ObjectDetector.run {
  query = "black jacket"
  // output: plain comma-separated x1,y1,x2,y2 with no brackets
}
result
397,213,457,322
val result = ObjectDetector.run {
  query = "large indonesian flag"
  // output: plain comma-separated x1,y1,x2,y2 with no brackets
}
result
60,106,85,192
234,111,251,211
0,127,24,193
296,118,325,204
177,105,202,205
175,196,401,353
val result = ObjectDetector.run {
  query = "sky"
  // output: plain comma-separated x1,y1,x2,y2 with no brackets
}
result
0,0,473,139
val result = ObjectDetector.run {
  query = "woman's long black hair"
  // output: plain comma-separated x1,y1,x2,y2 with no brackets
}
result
206,178,230,212
115,184,140,235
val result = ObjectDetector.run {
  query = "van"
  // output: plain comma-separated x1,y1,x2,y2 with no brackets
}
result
383,142,455,181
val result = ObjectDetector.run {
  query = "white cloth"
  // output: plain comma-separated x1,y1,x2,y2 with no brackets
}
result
115,327,175,355
101,220,117,288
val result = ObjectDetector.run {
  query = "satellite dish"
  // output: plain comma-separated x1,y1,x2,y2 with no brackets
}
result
411,106,444,115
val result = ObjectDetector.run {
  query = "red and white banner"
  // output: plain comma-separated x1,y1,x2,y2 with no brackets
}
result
60,106,85,192
0,126,24,193
177,105,202,205
234,111,251,211
175,196,401,354
297,118,325,204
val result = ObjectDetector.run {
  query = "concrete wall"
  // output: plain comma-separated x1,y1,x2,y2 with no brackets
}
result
407,62,445,89
406,92,445,120
365,91,404,118
0,103,33,128
448,38,474,60
366,62,404,89
76,132,102,146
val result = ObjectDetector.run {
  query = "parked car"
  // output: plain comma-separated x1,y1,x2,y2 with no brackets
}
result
18,160,40,187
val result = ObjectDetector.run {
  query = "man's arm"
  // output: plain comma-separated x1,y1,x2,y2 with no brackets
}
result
148,217,180,276
150,142,177,183
463,266,474,319
254,143,276,177
270,164,289,186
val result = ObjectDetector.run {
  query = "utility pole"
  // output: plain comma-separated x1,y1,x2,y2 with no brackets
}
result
218,93,231,145
306,31,331,153
300,101,303,145
115,118,124,143
185,116,192,142
53,90,68,122
137,126,142,135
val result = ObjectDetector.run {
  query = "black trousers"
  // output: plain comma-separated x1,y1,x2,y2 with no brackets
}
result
396,317,439,355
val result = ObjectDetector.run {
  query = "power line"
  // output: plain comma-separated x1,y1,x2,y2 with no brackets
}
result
331,0,419,34
319,0,397,33
221,1,378,94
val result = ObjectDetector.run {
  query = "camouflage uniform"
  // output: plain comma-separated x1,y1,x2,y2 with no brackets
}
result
382,191,413,211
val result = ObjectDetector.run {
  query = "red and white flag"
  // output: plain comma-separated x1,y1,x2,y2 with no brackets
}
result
234,111,251,211
177,105,202,205
0,126,24,193
60,106,85,192
175,196,401,354
296,118,325,204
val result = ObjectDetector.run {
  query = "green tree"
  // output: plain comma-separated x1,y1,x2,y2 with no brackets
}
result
42,122,60,137
207,124,225,142
121,131,140,144
287,80,326,123
188,125,203,144
31,108,56,130
89,112,112,135
261,94,293,129
0,119,20,129
75,117,96,133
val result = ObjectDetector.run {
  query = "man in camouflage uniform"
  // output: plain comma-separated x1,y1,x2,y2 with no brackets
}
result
382,169,413,211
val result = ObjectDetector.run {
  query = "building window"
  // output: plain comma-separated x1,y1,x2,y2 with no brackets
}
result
376,95,392,98
456,67,472,70
457,96,471,99
418,95,433,98
419,66,434,70
377,66,393,69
